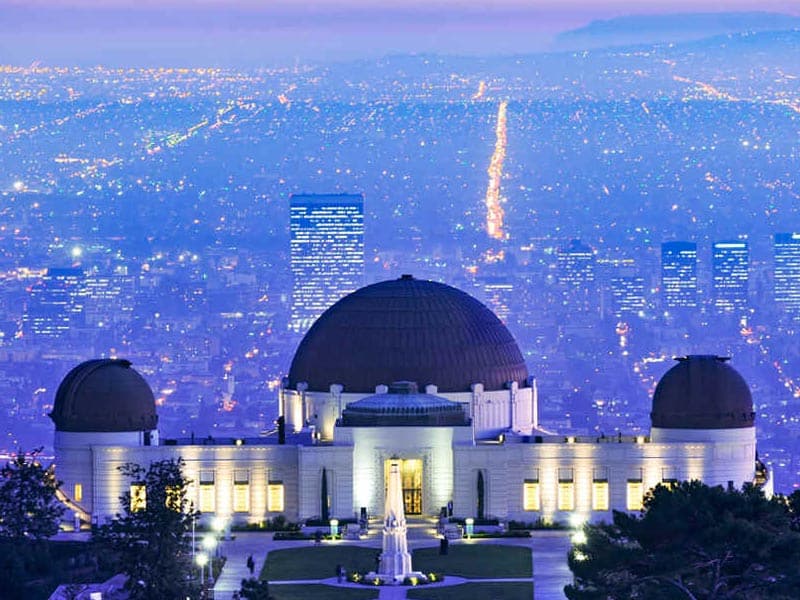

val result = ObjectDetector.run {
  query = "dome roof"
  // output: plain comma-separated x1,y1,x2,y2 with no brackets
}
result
50,359,158,432
651,355,754,429
288,275,529,393
341,381,469,426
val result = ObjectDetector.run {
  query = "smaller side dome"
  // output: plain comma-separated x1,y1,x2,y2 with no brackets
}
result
651,355,754,429
50,359,158,432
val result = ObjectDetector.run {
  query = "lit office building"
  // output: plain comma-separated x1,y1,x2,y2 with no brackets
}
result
290,194,364,333
557,239,596,311
661,242,697,310
774,233,800,318
610,274,646,318
24,268,85,338
712,241,749,313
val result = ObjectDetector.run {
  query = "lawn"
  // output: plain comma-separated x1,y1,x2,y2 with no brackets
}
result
406,582,533,600
412,544,532,579
263,545,380,581
270,584,379,600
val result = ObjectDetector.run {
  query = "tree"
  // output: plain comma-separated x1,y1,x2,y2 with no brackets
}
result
93,458,199,600
239,577,271,599
565,481,800,600
321,468,329,522
0,447,64,541
477,470,485,520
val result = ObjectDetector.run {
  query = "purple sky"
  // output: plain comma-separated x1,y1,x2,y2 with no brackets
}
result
2,1,799,66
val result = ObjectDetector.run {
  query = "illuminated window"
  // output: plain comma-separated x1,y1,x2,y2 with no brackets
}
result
199,485,215,513
523,480,540,511
234,485,250,512
558,482,575,511
130,484,146,512
73,483,83,503
199,470,215,513
268,481,284,512
627,480,644,511
234,470,250,513
592,481,609,511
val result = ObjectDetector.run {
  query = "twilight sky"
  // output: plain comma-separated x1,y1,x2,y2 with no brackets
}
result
2,1,799,66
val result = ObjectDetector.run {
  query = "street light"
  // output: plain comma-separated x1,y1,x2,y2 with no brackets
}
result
196,552,208,586
202,534,217,581
465,517,474,539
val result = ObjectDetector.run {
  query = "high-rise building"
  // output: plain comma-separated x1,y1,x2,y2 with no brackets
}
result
24,267,85,338
479,276,514,324
712,241,749,313
774,233,800,317
661,241,697,310
557,239,595,311
290,193,365,333
610,274,646,318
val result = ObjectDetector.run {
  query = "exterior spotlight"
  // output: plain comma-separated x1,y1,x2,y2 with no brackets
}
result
571,530,587,545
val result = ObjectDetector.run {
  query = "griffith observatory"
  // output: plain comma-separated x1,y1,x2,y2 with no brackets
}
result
51,275,765,527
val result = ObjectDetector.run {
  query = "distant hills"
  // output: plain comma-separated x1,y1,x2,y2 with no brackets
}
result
555,12,800,50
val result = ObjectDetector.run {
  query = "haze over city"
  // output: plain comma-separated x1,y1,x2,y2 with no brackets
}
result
3,2,800,597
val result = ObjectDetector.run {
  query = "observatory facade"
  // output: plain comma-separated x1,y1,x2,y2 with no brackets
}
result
52,276,763,527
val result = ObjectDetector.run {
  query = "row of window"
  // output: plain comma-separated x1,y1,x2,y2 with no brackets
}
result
523,479,651,512
127,482,285,514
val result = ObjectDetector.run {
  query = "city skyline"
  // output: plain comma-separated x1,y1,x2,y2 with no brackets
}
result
2,1,800,503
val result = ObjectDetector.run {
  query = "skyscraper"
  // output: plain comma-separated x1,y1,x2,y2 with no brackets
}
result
774,233,800,318
557,239,595,312
610,274,646,318
712,241,749,313
24,267,85,338
290,193,365,333
661,241,697,311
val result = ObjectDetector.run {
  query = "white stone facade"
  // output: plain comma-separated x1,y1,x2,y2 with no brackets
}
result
55,421,757,527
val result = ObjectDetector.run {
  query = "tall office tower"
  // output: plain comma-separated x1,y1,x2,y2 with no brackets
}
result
479,275,515,324
712,241,749,313
557,239,596,311
24,267,85,338
774,233,800,318
290,193,365,333
83,268,136,327
661,241,698,310
610,274,646,318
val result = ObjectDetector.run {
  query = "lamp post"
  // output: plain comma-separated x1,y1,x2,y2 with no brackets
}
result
465,517,474,539
202,534,217,581
191,513,196,562
196,552,208,586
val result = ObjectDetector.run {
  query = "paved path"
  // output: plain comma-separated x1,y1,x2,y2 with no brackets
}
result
212,529,572,599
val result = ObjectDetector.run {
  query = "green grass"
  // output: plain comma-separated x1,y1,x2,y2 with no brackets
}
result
263,546,380,581
270,584,379,600
412,544,532,579
406,582,533,600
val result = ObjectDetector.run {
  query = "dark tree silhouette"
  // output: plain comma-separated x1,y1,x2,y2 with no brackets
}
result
477,471,485,520
321,468,329,522
93,458,199,600
0,447,65,541
566,481,800,600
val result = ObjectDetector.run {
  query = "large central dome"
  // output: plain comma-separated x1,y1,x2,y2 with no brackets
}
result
287,275,529,393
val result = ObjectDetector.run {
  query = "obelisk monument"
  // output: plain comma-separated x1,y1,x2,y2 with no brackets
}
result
379,459,414,581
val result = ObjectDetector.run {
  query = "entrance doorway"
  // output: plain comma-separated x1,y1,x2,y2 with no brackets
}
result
384,458,423,515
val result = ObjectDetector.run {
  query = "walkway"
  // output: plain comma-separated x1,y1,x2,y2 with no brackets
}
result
213,529,572,599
